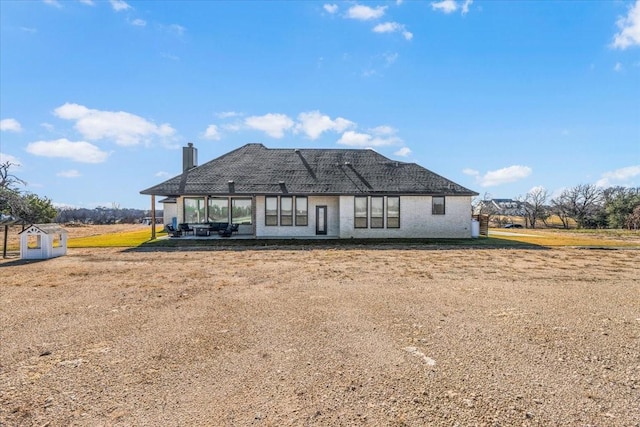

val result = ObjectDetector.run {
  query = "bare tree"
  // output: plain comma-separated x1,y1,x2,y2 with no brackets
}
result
626,205,640,230
521,186,549,229
550,184,603,229
1,162,27,217
550,191,572,229
0,161,26,190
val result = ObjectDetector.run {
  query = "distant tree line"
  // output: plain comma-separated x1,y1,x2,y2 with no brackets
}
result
1,162,156,226
54,205,160,225
476,184,640,230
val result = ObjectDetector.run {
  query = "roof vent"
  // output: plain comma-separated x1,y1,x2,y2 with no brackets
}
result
228,180,234,184
278,180,285,185
294,148,300,153
344,161,351,166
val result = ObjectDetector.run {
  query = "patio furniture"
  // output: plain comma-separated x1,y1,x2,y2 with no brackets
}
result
194,226,210,237
179,223,194,235
165,224,182,237
218,223,239,237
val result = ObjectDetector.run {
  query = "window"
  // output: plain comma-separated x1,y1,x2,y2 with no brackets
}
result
371,197,384,228
265,196,278,226
27,234,41,249
208,198,229,222
280,197,293,226
432,196,445,215
355,196,368,228
295,197,308,226
52,233,62,248
387,197,400,228
184,197,206,223
232,198,252,224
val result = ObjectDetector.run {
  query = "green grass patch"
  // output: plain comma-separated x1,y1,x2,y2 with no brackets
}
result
68,229,166,248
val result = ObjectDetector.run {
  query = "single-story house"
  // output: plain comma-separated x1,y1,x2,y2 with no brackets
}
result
140,143,478,239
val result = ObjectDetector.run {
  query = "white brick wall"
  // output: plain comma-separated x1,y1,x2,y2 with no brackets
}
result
175,194,473,239
255,195,340,238
339,195,472,238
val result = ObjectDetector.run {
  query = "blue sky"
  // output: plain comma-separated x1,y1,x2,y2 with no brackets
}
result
1,0,639,210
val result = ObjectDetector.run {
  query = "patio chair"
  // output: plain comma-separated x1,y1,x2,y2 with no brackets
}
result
218,223,237,237
179,223,194,235
165,224,182,237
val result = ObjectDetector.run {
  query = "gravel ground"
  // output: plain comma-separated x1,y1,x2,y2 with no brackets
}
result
1,246,639,426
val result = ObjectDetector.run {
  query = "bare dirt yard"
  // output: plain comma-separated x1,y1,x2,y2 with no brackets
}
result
1,241,639,425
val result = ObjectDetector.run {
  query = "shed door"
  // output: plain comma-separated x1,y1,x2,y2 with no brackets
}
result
316,206,327,235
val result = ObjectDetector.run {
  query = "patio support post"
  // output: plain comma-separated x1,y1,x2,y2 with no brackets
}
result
3,224,8,258
151,195,156,240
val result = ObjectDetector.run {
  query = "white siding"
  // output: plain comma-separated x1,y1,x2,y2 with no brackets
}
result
255,195,340,238
162,202,178,226
339,195,472,238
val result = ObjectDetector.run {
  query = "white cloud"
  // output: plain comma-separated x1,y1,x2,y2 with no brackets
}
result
431,0,458,14
394,147,412,157
337,130,401,147
371,125,396,136
324,4,338,14
596,165,640,187
245,113,294,138
461,0,473,15
155,171,170,178
372,22,413,40
295,111,355,140
57,169,81,178
203,124,221,140
53,103,176,146
20,27,37,33
0,118,22,132
470,165,532,187
43,0,62,8
222,123,242,132
26,138,109,163
79,0,94,5
131,18,146,27
40,122,55,132
216,111,242,119
614,62,623,72
0,152,22,166
169,24,186,36
109,0,131,12
612,0,640,49
383,52,399,65
346,4,387,20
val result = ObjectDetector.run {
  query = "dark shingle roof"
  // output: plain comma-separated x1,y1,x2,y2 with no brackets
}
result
140,143,477,197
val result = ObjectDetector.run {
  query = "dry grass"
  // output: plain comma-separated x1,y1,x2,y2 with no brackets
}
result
1,243,639,426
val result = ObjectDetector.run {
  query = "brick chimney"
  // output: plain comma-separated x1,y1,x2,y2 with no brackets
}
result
182,142,197,171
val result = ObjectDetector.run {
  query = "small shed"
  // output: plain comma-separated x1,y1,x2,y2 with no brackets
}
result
19,224,68,260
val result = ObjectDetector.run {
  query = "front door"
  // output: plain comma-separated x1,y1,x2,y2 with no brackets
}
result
316,206,327,235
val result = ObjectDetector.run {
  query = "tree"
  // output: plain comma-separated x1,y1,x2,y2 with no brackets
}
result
1,161,57,224
550,192,572,229
550,184,603,229
521,186,549,229
603,186,640,229
14,193,58,224
626,205,640,230
0,161,25,190
1,162,27,218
